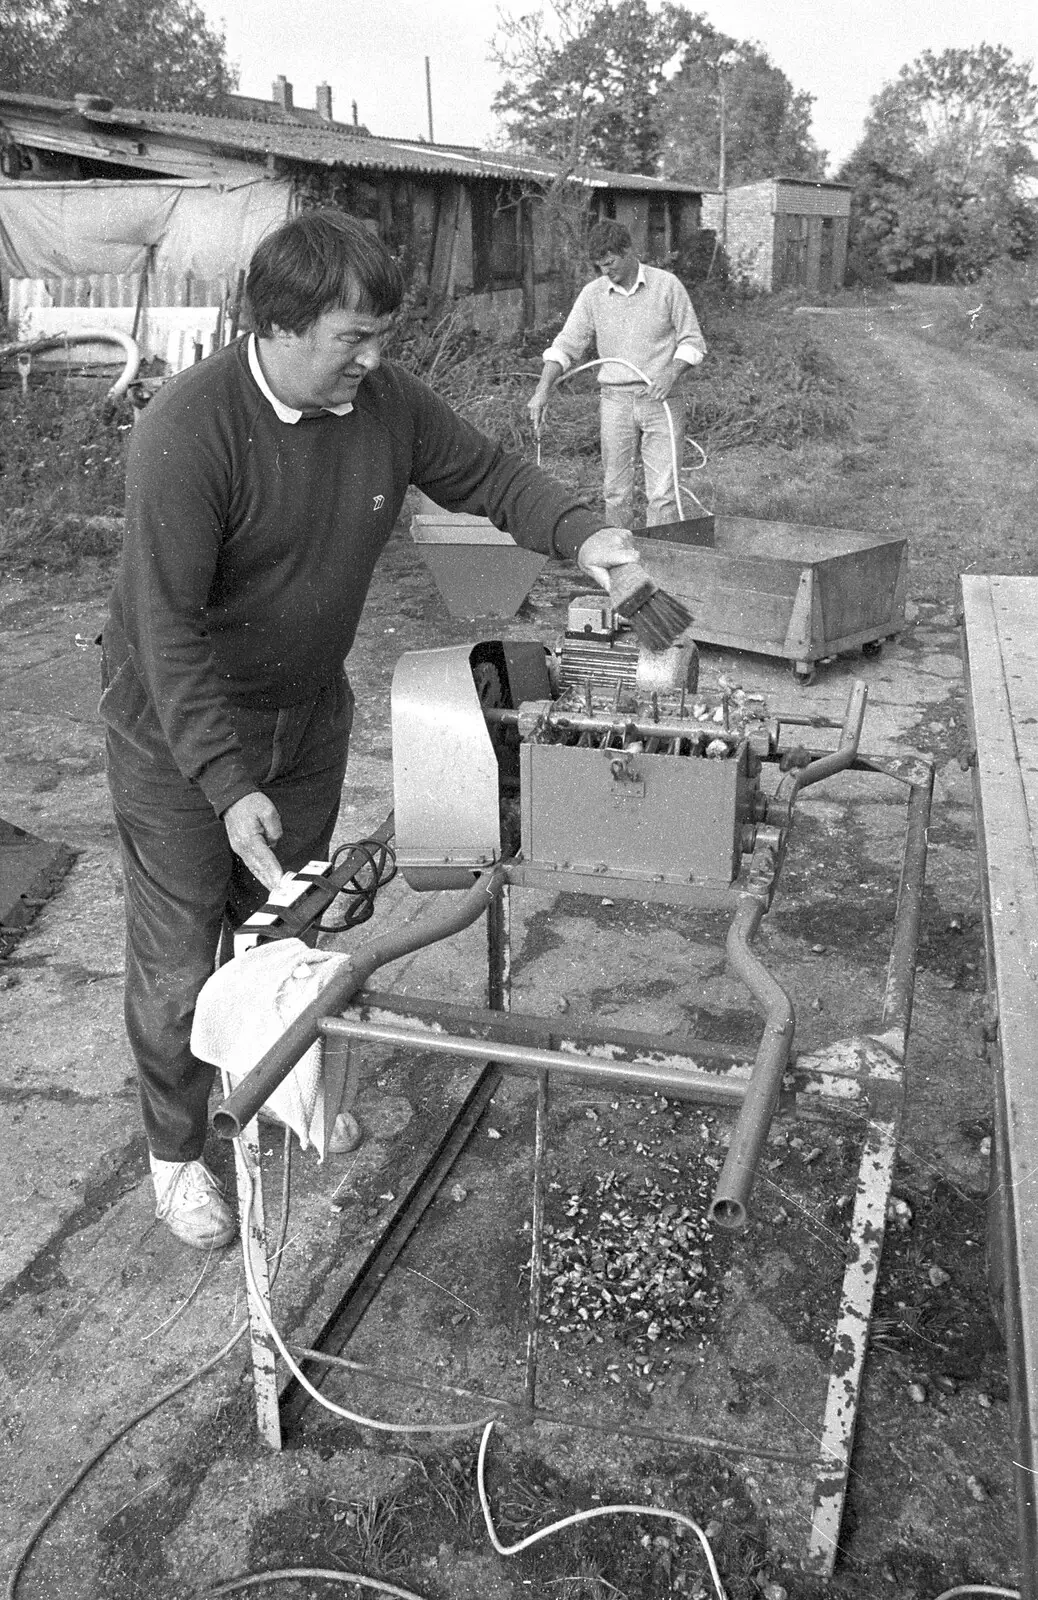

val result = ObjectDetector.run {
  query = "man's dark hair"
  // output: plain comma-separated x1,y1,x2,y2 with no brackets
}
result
587,220,633,261
245,209,405,336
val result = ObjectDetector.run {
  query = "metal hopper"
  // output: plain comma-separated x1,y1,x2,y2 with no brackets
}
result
410,496,548,620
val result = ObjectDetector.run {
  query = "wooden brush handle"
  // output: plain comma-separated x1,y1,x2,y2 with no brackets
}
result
608,562,656,615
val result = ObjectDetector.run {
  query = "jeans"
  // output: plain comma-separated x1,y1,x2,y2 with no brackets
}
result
103,664,353,1161
599,386,687,529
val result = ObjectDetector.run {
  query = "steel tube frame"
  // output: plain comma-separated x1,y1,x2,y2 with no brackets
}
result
704,682,869,1227
317,1015,753,1105
778,679,869,799
213,866,506,1139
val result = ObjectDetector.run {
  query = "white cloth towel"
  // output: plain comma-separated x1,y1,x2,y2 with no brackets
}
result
191,938,352,1159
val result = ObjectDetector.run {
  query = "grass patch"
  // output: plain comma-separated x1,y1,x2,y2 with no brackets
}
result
244,1439,776,1600
911,261,1038,354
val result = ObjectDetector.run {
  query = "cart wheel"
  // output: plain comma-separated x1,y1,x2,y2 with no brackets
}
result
862,639,884,658
793,661,816,686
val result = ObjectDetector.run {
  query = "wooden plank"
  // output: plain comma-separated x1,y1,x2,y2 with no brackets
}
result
815,545,905,639
17,303,221,366
429,182,463,305
645,542,804,597
717,517,904,562
960,574,1038,1596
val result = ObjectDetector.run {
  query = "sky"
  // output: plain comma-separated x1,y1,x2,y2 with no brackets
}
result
198,0,1038,174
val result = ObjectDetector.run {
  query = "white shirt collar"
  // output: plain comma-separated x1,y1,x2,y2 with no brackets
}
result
605,263,647,297
247,334,354,423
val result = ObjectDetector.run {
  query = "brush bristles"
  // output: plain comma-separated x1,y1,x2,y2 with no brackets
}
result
608,562,695,651
627,590,695,651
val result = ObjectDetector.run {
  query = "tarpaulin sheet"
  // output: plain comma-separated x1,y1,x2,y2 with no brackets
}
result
0,177,293,281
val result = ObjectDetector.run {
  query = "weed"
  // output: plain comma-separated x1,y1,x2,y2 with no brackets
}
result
0,382,133,572
389,292,855,496
329,1490,409,1574
546,1559,629,1598
399,1444,483,1548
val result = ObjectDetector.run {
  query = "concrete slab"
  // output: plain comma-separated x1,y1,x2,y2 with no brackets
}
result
0,535,1005,1597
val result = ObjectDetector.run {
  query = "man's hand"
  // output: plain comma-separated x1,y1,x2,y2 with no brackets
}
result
576,526,641,592
223,792,284,891
644,359,686,402
528,359,564,437
527,385,552,436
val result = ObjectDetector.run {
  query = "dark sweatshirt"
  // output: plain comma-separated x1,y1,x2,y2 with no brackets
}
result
103,336,600,815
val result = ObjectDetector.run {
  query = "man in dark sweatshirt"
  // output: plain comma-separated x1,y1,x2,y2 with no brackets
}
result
101,208,638,1250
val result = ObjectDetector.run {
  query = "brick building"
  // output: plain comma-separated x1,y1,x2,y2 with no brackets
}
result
702,177,850,294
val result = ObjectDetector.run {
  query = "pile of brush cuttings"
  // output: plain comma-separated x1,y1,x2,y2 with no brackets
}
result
539,1097,729,1380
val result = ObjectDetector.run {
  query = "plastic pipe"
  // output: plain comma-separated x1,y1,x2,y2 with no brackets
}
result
0,329,141,399
551,356,709,523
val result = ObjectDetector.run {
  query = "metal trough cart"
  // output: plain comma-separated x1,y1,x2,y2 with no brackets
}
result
640,515,908,682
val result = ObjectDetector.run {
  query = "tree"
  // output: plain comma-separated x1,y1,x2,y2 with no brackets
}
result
0,0,238,111
490,0,703,174
0,1,60,92
490,0,824,185
654,42,825,186
840,44,1038,281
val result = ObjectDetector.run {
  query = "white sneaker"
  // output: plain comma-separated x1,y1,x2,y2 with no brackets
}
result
150,1157,236,1250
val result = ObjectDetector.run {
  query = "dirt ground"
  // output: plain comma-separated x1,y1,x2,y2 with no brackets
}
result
1,284,1037,1600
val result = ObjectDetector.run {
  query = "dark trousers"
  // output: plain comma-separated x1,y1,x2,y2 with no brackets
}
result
105,677,353,1161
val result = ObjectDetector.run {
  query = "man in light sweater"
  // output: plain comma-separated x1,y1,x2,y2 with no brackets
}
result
101,209,639,1251
527,220,707,529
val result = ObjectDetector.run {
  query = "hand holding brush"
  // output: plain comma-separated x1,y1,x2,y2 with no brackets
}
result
576,528,694,653
607,561,695,652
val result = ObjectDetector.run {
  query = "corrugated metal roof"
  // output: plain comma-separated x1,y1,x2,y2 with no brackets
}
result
0,88,704,194
773,175,851,190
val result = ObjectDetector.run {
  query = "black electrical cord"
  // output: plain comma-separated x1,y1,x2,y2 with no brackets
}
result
317,837,397,933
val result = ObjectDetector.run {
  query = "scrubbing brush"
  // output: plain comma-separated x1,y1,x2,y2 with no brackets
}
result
608,562,695,651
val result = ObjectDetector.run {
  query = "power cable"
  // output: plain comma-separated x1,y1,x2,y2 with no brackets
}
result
476,1418,728,1600
318,837,397,934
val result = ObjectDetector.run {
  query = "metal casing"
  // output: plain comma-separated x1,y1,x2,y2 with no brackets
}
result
391,645,501,890
519,739,755,889
411,508,548,620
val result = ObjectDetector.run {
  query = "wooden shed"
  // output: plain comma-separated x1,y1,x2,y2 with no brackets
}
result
0,84,706,337
702,177,850,294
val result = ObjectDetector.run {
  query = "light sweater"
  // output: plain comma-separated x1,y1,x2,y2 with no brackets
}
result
544,264,707,387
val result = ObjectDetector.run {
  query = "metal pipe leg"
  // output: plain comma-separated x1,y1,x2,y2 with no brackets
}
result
709,894,795,1228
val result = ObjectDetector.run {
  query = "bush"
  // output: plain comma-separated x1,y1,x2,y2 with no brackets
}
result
950,261,1038,351
1,293,854,576
691,309,853,450
0,382,133,571
390,291,852,469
